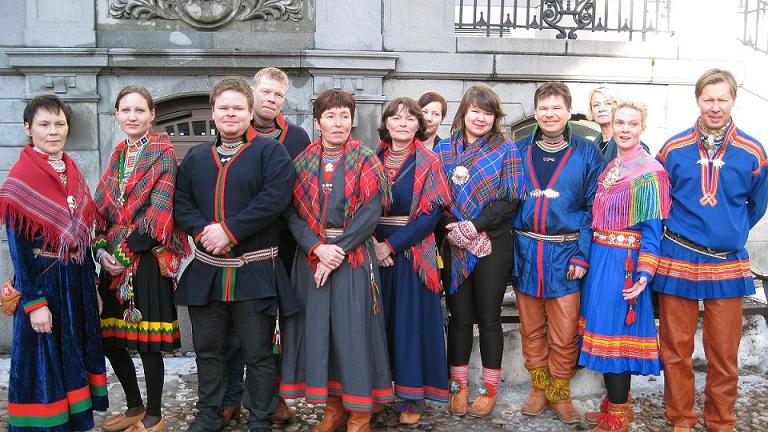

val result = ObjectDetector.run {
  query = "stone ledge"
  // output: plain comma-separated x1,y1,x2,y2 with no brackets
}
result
458,36,566,55
6,48,108,70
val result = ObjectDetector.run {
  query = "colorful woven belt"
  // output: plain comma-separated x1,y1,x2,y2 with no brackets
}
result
325,228,344,239
593,229,641,250
378,216,409,226
515,230,579,243
195,246,278,268
31,247,62,259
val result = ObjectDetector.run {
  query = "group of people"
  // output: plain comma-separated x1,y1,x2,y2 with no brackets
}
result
1,67,765,432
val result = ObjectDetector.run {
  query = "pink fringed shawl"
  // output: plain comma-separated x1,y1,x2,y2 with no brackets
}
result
592,145,671,229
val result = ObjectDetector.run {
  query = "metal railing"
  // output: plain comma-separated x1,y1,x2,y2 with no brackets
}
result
739,0,768,53
455,0,673,41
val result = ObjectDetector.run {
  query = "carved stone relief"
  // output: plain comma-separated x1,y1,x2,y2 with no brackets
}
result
109,0,303,30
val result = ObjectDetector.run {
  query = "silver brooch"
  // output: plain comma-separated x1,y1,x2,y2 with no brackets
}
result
452,165,470,185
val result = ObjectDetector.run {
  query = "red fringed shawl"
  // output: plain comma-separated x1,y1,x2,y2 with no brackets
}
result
293,137,391,268
93,132,191,270
0,144,96,262
381,139,451,293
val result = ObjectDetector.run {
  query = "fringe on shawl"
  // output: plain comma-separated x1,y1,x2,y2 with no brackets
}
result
592,171,671,230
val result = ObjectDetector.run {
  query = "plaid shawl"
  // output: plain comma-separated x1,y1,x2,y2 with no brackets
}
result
93,132,190,271
436,131,524,293
293,137,391,269
381,139,451,293
0,144,95,262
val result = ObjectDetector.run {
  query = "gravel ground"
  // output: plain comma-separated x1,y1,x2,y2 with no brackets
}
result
2,356,768,431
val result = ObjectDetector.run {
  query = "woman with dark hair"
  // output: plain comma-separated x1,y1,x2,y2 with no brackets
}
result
418,92,448,151
279,89,394,432
434,85,524,418
0,94,109,431
94,86,190,432
373,97,451,425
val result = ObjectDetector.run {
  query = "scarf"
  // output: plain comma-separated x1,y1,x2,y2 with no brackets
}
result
437,131,524,293
93,132,191,279
381,139,451,293
592,144,671,230
293,137,391,269
0,144,95,262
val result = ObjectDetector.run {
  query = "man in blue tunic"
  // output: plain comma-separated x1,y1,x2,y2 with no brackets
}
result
653,68,768,432
513,82,604,425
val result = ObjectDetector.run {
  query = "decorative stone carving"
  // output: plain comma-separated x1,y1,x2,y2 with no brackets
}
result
109,0,303,30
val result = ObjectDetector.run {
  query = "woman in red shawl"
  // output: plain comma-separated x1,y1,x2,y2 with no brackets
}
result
94,86,189,432
373,97,451,425
0,94,108,431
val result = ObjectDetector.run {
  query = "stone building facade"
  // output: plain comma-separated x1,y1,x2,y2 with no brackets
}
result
1,0,767,360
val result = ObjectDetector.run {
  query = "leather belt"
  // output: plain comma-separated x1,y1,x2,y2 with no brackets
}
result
515,230,579,243
664,230,731,260
378,216,409,226
325,228,344,239
593,229,641,250
195,246,278,268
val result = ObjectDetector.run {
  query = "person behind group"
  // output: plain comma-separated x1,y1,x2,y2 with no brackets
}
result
279,89,394,432
94,85,190,432
512,81,604,425
434,85,524,418
652,68,768,432
373,97,452,425
578,101,671,432
0,94,108,430
221,66,311,425
418,91,448,151
589,86,649,161
174,77,298,432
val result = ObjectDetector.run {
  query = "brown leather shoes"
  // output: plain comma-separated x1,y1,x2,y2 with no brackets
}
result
126,418,165,432
346,411,372,432
521,388,549,416
222,405,241,424
102,411,146,432
469,383,497,418
312,396,348,432
448,387,469,416
551,399,581,425
271,396,294,422
399,410,421,425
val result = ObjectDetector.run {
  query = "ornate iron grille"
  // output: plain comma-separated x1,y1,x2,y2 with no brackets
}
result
739,0,768,53
455,0,673,41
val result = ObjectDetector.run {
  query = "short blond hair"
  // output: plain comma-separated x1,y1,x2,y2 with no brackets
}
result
252,67,289,88
588,86,617,120
695,69,738,100
613,99,648,129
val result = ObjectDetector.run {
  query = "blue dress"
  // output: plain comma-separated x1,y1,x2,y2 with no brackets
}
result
375,154,449,403
6,224,108,431
578,220,663,375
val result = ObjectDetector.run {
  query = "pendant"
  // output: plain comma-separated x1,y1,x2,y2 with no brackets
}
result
67,196,78,212
452,165,470,185
601,165,621,189
324,162,335,172
321,183,333,193
59,174,68,187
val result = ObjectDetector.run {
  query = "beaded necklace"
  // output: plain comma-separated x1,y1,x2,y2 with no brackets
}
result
321,143,344,193
253,122,281,141
117,134,150,206
536,133,567,153
217,136,245,164
384,143,412,183
33,146,67,186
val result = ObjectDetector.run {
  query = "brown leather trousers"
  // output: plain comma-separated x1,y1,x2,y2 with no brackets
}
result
658,293,743,432
516,290,581,379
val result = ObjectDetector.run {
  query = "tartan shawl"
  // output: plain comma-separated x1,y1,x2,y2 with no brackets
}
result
293,137,391,269
93,132,191,264
0,144,95,262
436,131,524,293
380,139,451,293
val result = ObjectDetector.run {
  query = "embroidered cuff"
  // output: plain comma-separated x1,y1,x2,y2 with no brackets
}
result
93,237,107,251
113,239,135,268
637,252,660,279
23,297,48,313
220,220,238,246
569,257,590,270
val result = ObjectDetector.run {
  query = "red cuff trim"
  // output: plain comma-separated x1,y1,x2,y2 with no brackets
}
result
570,258,589,269
23,297,48,313
194,230,205,243
384,240,395,256
220,221,238,246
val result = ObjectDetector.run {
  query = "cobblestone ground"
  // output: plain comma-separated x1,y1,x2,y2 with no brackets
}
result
2,357,768,431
